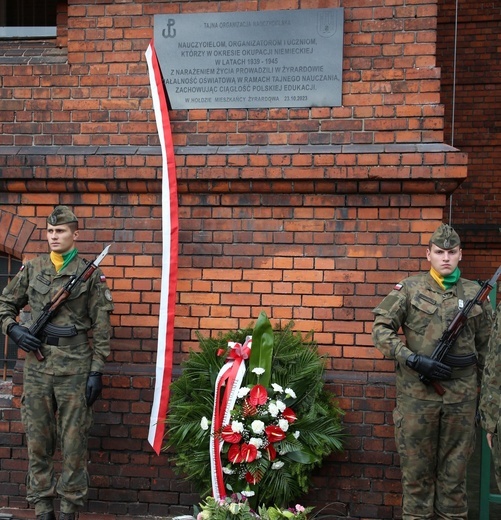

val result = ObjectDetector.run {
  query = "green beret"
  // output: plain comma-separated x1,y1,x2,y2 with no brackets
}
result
47,206,78,227
430,223,460,250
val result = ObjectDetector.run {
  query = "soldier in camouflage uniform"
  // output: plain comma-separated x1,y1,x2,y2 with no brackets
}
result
372,223,493,520
479,302,501,492
0,206,114,520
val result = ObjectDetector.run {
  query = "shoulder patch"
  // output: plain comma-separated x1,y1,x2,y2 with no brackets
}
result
19,265,25,272
104,289,113,302
393,283,403,291
100,275,106,282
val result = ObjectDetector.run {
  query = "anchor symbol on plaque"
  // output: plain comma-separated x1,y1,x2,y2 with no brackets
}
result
317,11,340,38
162,18,177,39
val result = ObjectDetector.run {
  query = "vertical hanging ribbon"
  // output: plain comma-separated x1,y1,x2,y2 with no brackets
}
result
210,337,252,500
145,40,179,455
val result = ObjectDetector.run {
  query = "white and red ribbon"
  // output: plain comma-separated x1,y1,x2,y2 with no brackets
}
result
210,336,252,499
146,41,179,455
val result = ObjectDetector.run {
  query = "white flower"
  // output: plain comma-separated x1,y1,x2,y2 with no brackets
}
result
200,417,209,430
278,419,289,432
252,367,265,376
251,420,265,434
241,490,255,497
293,430,300,439
272,383,283,393
268,402,279,417
249,437,264,448
222,467,235,474
231,420,244,433
271,461,285,470
237,386,251,398
285,387,296,399
276,400,286,412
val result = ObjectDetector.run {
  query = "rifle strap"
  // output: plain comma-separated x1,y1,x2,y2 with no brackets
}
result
456,279,465,309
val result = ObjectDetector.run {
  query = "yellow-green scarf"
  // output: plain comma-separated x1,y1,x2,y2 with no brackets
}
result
50,248,78,272
430,266,460,290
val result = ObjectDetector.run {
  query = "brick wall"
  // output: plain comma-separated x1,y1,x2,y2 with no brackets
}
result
437,0,501,275
0,1,496,519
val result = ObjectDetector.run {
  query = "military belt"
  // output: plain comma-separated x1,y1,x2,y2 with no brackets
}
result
449,365,476,379
42,332,88,347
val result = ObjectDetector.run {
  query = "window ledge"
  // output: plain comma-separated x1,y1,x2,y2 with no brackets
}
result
0,27,56,39
0,39,66,64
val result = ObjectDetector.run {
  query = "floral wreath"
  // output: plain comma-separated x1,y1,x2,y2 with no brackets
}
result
166,312,344,510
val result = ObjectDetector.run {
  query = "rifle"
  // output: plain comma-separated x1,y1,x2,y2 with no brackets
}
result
420,264,501,395
29,244,112,361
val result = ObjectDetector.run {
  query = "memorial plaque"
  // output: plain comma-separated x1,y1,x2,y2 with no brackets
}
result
153,9,344,109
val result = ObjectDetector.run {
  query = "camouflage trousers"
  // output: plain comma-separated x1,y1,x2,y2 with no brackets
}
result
491,419,501,493
393,393,476,520
21,367,93,515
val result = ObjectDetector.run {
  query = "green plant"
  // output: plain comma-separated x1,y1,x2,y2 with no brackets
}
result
195,494,314,520
258,503,314,520
196,494,257,520
166,312,344,509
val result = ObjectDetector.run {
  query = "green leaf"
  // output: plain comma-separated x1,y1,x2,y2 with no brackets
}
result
285,449,318,464
249,311,274,387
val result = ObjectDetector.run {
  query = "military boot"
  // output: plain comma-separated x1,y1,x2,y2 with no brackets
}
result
59,514,79,520
36,513,56,520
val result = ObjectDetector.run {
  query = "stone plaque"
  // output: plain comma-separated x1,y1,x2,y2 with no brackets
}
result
153,9,344,109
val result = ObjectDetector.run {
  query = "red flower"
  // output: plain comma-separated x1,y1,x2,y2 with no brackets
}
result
240,443,258,463
282,407,297,423
221,425,242,444
245,471,262,484
227,443,258,464
228,444,243,463
265,425,286,443
248,384,268,406
265,443,277,461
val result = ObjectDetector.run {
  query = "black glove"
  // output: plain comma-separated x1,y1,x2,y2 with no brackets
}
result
7,323,42,353
85,372,103,407
406,353,452,381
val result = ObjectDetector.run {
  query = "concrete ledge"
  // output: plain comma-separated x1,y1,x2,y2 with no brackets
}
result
0,143,460,156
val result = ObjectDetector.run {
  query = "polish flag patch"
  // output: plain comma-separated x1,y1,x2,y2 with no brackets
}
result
393,283,403,291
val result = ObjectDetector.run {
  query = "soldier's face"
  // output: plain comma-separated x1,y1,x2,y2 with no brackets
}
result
46,224,79,254
426,244,462,276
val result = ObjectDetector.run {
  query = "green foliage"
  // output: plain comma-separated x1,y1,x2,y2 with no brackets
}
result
197,495,257,520
196,495,313,520
248,311,274,388
165,317,344,509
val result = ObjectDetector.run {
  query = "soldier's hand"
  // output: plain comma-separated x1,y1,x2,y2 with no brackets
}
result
85,372,103,407
406,353,452,381
7,323,42,353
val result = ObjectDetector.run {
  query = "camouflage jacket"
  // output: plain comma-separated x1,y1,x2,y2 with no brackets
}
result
0,253,113,375
479,302,501,433
372,272,493,403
